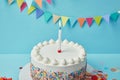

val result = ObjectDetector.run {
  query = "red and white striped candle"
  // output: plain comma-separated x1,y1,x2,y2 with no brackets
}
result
58,20,62,53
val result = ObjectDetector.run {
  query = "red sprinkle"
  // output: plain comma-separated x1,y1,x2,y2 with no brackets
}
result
100,78,106,80
58,50,62,53
7,78,12,80
91,75,98,80
2,77,7,80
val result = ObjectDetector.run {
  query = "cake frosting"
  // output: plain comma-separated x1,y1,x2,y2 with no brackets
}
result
30,39,87,80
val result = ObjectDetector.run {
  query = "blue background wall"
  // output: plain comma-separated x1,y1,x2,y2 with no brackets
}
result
0,0,120,54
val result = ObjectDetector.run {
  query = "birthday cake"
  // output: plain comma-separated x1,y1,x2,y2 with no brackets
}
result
30,39,87,80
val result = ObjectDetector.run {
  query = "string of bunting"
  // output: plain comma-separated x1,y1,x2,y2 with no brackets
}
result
8,0,120,27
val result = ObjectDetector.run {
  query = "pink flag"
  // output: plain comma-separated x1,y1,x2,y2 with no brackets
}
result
46,0,51,4
86,18,93,27
20,2,27,12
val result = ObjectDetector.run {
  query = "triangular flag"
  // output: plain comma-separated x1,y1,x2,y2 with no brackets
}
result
53,14,60,24
36,8,44,19
44,11,52,22
25,0,33,8
8,0,14,5
86,18,93,27
35,0,42,8
69,17,77,27
110,12,119,21
61,16,69,27
31,1,39,9
78,18,85,27
27,6,36,15
46,0,51,4
103,15,110,24
20,2,27,12
17,0,24,8
94,16,102,26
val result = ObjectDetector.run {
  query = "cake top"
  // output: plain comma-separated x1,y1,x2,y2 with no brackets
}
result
31,39,86,66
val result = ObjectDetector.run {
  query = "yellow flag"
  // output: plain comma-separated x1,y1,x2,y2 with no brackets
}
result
28,6,36,15
17,0,24,8
61,16,69,27
53,14,60,24
94,16,102,26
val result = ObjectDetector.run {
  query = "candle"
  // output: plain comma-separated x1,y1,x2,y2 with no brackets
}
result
58,20,62,53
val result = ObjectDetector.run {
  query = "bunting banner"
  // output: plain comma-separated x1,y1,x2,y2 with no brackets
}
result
78,18,85,27
94,16,102,26
36,8,44,19
53,14,60,24
6,0,120,28
61,16,69,27
17,0,24,8
28,6,36,15
103,15,110,24
110,12,119,21
8,0,14,5
69,17,77,27
86,18,93,27
44,11,52,22
46,0,52,4
35,0,42,8
20,2,27,12
25,0,33,8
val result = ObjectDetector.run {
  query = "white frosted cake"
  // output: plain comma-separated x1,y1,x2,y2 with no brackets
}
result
30,39,87,80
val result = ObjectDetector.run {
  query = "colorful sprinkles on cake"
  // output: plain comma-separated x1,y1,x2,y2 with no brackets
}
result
30,63,108,80
0,77,12,80
30,63,86,80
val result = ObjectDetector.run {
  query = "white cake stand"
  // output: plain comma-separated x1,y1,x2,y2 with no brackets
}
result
19,63,95,80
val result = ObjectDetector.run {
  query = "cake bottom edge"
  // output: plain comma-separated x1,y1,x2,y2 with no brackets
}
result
30,63,87,80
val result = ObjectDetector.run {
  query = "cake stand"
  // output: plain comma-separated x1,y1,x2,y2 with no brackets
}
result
19,63,95,80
